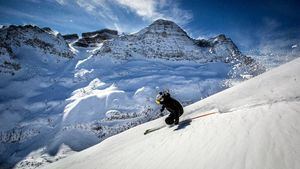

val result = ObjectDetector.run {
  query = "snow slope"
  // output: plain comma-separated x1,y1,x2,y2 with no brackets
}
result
43,57,300,169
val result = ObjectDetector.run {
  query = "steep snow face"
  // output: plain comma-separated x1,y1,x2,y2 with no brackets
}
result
0,25,74,75
43,58,300,169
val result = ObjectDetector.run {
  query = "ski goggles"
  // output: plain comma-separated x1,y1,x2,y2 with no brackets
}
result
155,94,164,104
155,99,161,104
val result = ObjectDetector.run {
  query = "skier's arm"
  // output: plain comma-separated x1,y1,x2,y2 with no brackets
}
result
160,105,165,112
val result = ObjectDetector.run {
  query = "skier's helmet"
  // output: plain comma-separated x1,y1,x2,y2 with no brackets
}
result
155,91,170,104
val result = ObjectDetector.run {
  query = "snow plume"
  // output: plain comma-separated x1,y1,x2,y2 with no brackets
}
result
245,18,300,69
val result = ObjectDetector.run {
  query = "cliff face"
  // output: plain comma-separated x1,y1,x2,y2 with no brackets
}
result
74,29,118,47
62,34,79,43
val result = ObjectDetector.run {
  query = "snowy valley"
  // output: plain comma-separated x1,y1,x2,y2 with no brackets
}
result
0,19,288,169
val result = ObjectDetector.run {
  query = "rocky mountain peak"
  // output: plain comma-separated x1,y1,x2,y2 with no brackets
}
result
81,28,118,38
137,19,188,37
214,34,227,42
150,19,180,27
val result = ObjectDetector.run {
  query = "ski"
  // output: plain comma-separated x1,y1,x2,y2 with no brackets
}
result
144,112,217,135
189,112,217,120
144,125,166,135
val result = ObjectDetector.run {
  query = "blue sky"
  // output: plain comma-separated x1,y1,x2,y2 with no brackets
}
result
0,0,299,53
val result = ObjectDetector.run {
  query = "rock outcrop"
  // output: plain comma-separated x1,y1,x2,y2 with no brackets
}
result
74,29,118,47
62,34,79,43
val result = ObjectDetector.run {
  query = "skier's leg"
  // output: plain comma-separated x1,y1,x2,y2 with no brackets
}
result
174,109,184,125
165,116,174,125
174,111,180,125
165,112,177,125
179,110,183,117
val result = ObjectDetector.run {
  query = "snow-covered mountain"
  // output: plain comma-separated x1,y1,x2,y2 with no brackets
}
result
0,19,268,169
42,57,300,169
0,25,74,75
95,19,231,61
91,19,262,78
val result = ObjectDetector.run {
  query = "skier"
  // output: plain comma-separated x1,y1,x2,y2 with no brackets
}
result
155,91,184,125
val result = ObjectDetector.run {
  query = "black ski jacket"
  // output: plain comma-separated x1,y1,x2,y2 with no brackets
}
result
160,94,184,116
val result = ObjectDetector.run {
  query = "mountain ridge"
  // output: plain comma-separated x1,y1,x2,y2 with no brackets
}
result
0,19,264,78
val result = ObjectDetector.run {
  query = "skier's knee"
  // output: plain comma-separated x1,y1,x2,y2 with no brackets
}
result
165,116,174,125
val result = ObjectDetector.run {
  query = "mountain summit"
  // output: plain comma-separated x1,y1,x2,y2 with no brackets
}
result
136,19,189,37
